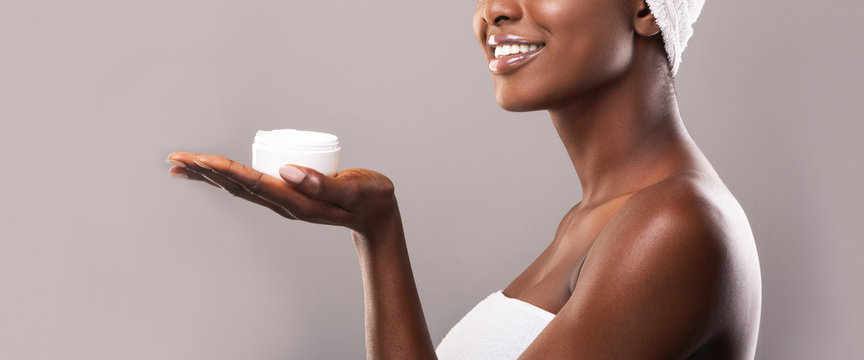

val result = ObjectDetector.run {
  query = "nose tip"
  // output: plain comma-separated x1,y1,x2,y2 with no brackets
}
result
481,0,522,26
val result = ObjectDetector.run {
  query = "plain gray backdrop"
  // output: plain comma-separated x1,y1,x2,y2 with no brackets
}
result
1,0,862,359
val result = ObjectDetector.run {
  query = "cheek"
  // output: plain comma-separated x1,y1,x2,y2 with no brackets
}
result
488,0,634,111
556,28,632,83
510,0,633,104
541,0,632,73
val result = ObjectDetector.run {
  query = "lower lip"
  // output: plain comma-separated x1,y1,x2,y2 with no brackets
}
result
488,49,543,74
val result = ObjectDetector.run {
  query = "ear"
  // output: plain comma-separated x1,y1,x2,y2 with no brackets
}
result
633,0,661,37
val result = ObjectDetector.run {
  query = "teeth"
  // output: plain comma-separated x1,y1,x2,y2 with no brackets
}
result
493,43,544,58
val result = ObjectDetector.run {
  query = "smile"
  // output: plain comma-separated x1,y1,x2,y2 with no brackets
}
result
486,34,545,74
493,43,545,58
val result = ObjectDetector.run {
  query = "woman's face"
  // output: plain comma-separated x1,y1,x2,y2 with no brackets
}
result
473,0,635,111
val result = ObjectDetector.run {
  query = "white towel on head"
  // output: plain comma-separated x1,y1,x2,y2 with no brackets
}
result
644,0,706,76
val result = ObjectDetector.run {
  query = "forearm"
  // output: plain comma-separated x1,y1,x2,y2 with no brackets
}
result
352,204,437,360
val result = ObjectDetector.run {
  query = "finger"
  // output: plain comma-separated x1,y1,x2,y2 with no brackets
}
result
278,165,359,211
167,154,248,191
193,154,350,223
167,151,202,168
187,165,301,220
168,165,216,186
192,154,276,197
167,154,299,219
167,158,225,190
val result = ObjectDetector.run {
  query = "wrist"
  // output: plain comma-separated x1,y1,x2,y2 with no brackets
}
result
351,203,404,251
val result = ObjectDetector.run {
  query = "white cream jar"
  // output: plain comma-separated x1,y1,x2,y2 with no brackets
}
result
252,129,341,178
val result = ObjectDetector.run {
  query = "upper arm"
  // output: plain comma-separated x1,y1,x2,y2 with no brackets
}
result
519,182,731,359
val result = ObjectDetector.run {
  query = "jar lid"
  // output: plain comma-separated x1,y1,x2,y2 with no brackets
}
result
254,129,340,151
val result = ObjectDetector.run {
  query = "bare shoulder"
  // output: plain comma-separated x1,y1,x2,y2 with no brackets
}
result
611,170,753,246
596,170,762,298
566,170,762,358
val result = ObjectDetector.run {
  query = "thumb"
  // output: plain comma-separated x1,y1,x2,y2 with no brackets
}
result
279,164,352,207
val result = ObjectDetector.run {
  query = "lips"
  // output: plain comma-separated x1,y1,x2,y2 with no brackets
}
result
486,34,545,74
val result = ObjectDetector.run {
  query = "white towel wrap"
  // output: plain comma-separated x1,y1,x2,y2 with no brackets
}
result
435,291,555,360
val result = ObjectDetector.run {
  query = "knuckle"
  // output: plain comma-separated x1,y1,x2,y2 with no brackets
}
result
305,176,324,197
364,175,395,201
226,159,238,172
247,172,266,195
377,176,395,195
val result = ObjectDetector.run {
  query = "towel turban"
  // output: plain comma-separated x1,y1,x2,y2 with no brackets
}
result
644,0,706,76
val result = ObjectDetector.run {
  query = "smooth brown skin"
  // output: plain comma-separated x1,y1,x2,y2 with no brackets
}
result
166,0,762,358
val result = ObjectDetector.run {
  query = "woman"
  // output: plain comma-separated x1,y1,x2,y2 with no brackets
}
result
165,0,762,358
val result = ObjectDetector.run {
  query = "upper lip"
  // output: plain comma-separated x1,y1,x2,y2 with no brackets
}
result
487,34,545,47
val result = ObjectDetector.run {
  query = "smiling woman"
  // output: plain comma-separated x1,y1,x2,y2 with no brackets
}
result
167,0,760,359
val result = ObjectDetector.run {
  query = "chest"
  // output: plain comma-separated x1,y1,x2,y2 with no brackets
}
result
502,198,630,314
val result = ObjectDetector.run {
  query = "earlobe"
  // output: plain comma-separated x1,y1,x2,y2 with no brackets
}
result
634,1,661,37
642,18,661,37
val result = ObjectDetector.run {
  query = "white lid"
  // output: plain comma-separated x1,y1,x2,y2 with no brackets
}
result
253,129,340,151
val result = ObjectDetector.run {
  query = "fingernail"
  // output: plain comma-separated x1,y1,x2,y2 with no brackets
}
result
193,157,212,169
166,159,186,168
169,171,188,179
279,165,306,184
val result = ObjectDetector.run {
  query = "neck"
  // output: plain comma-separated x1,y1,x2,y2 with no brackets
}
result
548,50,714,207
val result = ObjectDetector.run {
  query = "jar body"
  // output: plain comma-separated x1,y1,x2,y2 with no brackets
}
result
252,129,340,177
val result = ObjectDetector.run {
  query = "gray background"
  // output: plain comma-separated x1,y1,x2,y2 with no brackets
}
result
1,0,861,358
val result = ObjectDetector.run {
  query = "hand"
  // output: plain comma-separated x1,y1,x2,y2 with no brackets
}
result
166,152,398,236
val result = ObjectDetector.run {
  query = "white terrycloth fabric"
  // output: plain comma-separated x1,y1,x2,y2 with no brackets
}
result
435,291,555,360
644,0,706,76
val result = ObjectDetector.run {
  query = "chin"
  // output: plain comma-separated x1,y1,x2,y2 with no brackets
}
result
495,91,557,112
496,100,543,112
494,87,550,112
